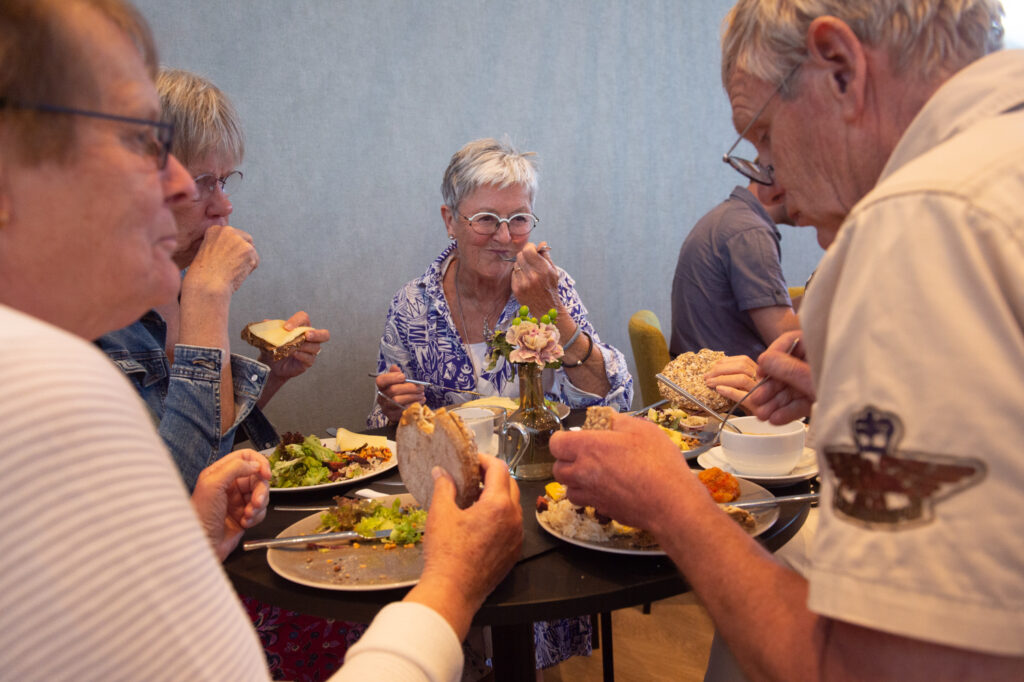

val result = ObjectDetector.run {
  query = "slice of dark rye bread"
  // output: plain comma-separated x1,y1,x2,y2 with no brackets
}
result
396,404,482,510
240,319,315,361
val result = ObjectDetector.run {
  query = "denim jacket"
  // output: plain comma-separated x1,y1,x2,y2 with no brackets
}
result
95,311,280,490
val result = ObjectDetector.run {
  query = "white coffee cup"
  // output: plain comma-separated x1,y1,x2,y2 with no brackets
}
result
719,416,806,476
449,406,504,456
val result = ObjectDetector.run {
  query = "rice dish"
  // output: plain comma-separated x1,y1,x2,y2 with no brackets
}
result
538,498,612,542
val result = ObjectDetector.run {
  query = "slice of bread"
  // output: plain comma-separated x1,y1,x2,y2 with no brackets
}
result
582,406,616,430
396,404,481,510
241,319,315,361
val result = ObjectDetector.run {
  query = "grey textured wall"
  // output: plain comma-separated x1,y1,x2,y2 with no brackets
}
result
135,0,823,435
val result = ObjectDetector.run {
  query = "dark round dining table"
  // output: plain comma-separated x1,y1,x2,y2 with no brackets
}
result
224,414,812,682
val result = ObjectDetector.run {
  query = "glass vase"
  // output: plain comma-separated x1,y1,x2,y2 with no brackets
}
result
505,362,562,480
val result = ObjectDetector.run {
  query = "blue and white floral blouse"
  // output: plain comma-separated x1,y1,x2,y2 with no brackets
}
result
368,243,633,427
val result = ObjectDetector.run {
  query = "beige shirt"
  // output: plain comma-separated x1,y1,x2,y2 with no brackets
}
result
801,50,1024,656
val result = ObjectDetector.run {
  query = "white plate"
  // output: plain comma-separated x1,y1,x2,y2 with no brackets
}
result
697,445,818,486
266,494,423,591
535,478,779,555
263,437,398,493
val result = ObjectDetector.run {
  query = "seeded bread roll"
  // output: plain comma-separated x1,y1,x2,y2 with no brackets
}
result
658,348,733,412
396,404,481,510
241,319,315,361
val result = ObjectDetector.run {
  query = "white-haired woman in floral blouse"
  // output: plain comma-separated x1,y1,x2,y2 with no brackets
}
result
369,137,632,672
369,138,632,430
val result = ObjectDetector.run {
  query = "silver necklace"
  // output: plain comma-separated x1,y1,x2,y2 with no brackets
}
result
454,257,507,341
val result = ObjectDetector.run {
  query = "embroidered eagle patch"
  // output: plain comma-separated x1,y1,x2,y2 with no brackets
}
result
823,406,986,530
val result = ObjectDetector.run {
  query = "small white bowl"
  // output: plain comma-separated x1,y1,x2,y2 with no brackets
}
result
719,416,806,476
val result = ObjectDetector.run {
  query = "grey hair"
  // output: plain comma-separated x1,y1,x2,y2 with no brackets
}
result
721,0,1004,92
156,67,244,169
441,138,538,212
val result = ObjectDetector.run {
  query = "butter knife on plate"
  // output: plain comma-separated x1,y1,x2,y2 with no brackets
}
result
721,493,819,510
244,528,393,551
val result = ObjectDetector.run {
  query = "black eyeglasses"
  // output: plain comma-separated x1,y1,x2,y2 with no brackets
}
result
192,170,243,200
722,64,800,186
457,210,539,237
0,98,174,170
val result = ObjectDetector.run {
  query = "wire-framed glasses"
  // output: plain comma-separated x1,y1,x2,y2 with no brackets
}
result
193,170,243,200
458,211,539,237
722,64,800,186
0,98,174,170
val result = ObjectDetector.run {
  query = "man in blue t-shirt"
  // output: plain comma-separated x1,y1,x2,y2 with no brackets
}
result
670,176,799,358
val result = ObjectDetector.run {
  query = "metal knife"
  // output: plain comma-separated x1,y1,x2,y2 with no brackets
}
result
243,528,393,551
655,374,741,433
721,493,819,510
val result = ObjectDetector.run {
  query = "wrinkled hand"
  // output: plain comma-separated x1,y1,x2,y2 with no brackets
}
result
182,224,259,297
191,449,271,561
407,454,522,639
510,241,560,315
550,414,696,533
375,364,425,422
705,355,759,403
744,331,814,424
260,310,330,380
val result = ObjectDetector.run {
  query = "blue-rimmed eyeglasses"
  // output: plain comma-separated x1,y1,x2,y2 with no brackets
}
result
0,98,173,170
722,64,801,186
193,170,242,200
458,210,539,237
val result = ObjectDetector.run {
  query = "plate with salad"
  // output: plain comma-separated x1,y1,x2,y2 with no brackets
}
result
266,494,425,590
262,432,398,492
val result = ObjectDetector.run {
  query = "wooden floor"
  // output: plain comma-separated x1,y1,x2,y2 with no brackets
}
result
544,593,715,682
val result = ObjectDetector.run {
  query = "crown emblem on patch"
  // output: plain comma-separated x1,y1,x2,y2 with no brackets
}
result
823,406,986,530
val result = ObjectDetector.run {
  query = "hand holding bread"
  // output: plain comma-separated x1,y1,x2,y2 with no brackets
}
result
395,404,481,509
397,403,522,639
242,311,329,375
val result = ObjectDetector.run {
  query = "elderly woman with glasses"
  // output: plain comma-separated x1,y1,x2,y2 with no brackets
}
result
96,68,330,492
370,137,632,672
370,138,632,432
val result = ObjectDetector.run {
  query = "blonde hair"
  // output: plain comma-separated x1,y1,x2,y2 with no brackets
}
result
157,68,244,169
441,138,538,212
721,0,1004,91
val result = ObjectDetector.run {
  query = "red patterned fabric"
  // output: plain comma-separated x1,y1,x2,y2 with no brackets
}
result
243,596,367,681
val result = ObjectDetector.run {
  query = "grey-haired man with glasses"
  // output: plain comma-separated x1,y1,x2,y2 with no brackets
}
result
551,1,1024,680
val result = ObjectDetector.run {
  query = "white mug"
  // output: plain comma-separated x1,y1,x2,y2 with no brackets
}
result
449,406,504,456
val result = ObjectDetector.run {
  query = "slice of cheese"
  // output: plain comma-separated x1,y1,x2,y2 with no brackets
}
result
246,319,315,347
458,396,519,412
335,427,389,451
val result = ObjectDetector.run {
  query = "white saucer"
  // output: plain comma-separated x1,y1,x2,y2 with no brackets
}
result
697,445,818,486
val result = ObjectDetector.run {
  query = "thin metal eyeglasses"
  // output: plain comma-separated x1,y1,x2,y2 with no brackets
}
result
722,64,800,186
193,170,243,200
457,210,539,237
0,98,173,170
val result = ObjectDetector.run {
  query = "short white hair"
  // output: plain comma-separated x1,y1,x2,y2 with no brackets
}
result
441,138,538,212
721,0,1004,92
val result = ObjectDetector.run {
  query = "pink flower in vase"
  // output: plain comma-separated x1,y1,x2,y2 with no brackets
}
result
507,320,563,367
